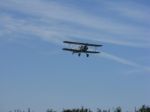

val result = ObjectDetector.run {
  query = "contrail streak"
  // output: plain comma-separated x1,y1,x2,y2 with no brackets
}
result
99,51,150,73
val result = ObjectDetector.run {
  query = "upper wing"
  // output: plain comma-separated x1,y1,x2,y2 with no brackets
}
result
63,41,102,47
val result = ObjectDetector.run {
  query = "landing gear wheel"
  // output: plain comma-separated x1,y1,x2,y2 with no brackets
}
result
86,54,89,57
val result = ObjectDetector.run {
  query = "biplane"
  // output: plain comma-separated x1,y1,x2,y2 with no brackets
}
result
62,41,102,57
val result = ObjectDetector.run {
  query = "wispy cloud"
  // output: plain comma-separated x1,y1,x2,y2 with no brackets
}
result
100,51,139,67
0,0,150,48
0,0,150,73
99,51,150,73
105,1,150,23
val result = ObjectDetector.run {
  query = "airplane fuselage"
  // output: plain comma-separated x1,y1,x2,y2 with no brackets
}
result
73,45,89,57
78,45,88,52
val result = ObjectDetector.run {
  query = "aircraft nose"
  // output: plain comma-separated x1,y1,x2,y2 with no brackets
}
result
86,46,88,50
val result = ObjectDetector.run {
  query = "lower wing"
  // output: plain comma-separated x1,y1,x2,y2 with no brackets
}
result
62,48,100,53
85,51,100,53
62,48,81,52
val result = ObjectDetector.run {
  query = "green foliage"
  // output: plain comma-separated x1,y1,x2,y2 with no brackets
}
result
63,107,92,112
114,107,122,112
47,109,57,112
138,105,150,112
8,105,150,112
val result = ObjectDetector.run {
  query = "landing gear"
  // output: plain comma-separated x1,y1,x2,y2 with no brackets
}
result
86,54,89,57
78,53,81,57
78,53,89,57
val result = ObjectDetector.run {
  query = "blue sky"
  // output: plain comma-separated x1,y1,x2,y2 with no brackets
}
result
0,0,150,112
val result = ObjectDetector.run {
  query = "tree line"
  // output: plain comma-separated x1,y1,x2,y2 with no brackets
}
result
9,105,150,112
